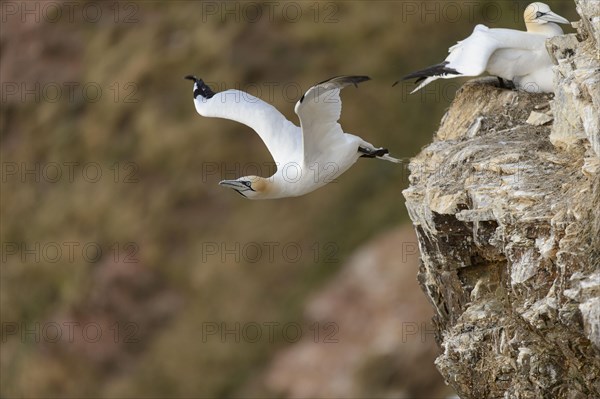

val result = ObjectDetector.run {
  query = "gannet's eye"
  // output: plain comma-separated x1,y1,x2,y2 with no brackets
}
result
243,181,252,187
536,11,545,18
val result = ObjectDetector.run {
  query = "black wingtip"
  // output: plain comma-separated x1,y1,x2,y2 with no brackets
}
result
349,75,370,89
185,75,216,99
392,81,400,87
316,75,371,87
402,62,460,83
300,75,370,103
351,75,371,87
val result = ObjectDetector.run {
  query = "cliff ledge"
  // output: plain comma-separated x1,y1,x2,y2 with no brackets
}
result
402,1,600,397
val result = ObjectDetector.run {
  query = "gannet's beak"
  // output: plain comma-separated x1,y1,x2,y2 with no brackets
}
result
540,11,569,24
218,180,252,191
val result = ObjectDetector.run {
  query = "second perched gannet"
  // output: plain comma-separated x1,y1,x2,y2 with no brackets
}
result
400,2,570,93
185,75,400,200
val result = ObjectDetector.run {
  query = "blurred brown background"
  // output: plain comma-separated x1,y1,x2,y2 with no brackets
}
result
0,1,575,398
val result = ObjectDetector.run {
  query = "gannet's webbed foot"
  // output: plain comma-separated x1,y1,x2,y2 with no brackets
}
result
359,146,389,158
497,77,516,90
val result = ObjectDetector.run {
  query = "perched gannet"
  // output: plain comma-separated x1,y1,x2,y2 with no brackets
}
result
400,2,570,93
185,75,400,200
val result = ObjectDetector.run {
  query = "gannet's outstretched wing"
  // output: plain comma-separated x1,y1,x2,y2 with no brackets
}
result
186,76,301,165
294,75,370,164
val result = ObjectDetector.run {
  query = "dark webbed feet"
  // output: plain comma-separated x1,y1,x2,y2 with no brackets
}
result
497,77,516,90
359,147,389,158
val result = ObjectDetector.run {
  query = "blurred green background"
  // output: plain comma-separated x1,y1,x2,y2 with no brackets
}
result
1,1,575,397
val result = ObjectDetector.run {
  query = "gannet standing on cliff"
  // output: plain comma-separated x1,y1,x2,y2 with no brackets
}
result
399,2,570,93
185,75,400,200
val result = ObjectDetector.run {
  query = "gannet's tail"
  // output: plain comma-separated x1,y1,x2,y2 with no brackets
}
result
378,153,403,164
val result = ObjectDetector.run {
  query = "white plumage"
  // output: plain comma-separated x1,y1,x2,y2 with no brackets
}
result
185,75,400,200
402,2,570,93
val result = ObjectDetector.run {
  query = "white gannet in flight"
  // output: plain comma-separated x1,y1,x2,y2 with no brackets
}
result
185,75,400,200
399,2,570,93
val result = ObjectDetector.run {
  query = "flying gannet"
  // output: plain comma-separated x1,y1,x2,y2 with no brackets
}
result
185,75,400,200
399,2,570,93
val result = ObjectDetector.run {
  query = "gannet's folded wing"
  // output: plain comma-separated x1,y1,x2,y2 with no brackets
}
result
444,26,546,75
403,25,502,93
294,75,370,164
402,25,549,93
187,76,300,165
443,25,503,76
